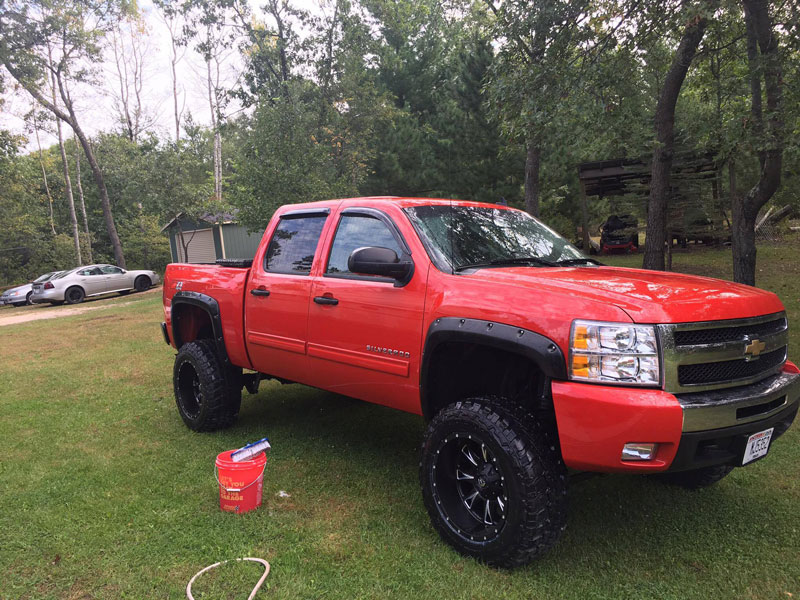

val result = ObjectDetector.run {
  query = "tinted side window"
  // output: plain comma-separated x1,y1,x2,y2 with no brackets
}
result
326,215,403,275
264,215,327,275
101,266,123,274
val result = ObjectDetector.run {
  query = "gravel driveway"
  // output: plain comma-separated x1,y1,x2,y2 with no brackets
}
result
0,288,160,328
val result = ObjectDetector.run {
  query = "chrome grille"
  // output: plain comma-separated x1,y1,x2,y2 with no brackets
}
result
673,317,787,346
678,347,787,386
659,312,789,393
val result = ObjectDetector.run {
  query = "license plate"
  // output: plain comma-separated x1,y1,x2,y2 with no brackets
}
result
742,427,774,465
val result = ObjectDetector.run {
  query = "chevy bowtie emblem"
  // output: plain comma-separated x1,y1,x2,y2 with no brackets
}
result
744,338,766,360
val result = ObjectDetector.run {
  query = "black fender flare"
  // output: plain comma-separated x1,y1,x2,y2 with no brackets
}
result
170,291,229,364
420,317,567,419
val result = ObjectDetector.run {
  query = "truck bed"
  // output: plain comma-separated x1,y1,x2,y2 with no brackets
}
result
163,262,253,369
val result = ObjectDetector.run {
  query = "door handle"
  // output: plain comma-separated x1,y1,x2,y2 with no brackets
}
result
250,288,270,297
313,296,339,305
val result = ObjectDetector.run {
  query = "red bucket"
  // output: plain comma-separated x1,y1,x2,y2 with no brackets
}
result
215,450,267,513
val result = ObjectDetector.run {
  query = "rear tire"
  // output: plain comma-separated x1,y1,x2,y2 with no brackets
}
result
173,340,242,432
65,286,85,304
655,465,734,489
420,399,567,568
134,275,151,292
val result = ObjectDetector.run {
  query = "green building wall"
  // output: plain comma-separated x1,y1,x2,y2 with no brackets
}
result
219,224,264,259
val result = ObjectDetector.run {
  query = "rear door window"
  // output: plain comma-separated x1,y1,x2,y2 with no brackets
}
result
264,215,328,275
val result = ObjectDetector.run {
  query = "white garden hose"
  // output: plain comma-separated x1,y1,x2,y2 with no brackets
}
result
186,557,270,600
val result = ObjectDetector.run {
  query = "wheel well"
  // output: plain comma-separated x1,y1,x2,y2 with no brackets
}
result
422,342,553,420
66,285,84,296
136,274,151,284
172,304,214,348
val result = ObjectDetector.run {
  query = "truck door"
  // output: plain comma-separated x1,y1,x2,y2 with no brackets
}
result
245,209,330,382
306,207,427,414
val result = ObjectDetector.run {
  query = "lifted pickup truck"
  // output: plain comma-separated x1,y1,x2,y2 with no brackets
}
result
162,197,799,567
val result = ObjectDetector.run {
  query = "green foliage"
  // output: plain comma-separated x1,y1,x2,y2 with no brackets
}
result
117,214,172,271
1,0,800,283
229,83,361,230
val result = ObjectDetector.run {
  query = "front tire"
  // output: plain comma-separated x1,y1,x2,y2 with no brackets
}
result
420,399,567,568
134,275,151,292
173,340,242,432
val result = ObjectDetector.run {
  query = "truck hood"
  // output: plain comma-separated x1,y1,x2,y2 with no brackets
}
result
467,266,784,323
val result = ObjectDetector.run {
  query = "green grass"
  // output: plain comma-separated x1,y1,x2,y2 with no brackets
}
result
1,245,799,599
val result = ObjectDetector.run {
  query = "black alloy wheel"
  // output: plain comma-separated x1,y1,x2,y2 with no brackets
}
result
173,340,242,431
431,434,508,543
176,361,203,420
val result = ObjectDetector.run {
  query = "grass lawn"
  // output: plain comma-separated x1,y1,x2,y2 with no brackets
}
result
2,245,799,599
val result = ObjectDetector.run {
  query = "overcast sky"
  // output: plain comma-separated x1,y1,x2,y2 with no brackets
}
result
1,0,324,153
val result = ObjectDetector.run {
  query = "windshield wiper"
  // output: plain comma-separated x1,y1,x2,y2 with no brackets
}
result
454,256,557,272
555,258,603,267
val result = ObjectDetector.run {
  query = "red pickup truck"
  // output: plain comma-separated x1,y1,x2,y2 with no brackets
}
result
161,197,798,567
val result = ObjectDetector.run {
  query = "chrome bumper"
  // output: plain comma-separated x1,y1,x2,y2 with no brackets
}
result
677,371,800,432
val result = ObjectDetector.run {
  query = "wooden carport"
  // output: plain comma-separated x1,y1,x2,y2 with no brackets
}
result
577,154,718,252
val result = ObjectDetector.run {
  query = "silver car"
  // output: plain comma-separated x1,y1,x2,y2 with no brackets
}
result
31,264,160,305
0,271,63,307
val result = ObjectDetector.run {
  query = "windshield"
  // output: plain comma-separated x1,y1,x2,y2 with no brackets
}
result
404,205,586,272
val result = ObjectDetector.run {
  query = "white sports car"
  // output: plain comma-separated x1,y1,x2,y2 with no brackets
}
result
30,264,160,305
0,271,63,307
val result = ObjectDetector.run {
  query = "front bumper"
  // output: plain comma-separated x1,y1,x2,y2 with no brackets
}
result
551,363,800,473
0,294,25,305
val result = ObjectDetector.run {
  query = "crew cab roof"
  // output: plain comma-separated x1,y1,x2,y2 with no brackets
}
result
274,196,519,215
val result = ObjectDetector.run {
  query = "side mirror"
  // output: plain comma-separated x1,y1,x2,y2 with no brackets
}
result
348,246,413,285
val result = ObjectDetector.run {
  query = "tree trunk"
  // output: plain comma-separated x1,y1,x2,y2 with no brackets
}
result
731,194,757,285
731,0,783,286
642,5,711,271
207,56,222,202
74,133,93,263
32,113,57,236
72,125,126,268
55,115,81,265
171,32,181,142
2,60,125,267
49,51,81,265
524,140,541,218
175,217,196,262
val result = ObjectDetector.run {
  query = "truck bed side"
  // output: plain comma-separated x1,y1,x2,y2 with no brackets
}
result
163,263,253,370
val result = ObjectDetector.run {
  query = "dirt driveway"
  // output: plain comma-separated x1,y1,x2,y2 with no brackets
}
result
0,288,160,328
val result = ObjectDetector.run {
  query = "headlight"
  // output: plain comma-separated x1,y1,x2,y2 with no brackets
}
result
570,320,660,386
